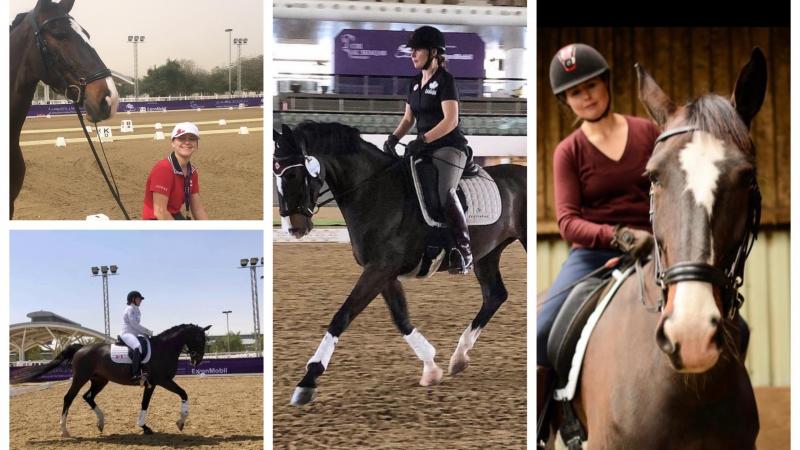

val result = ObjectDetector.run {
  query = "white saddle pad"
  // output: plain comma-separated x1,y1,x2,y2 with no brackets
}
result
410,158,502,228
110,339,152,364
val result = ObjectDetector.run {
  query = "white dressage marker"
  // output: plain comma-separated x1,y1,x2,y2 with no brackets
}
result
238,126,250,135
45,113,51,118
96,126,114,142
139,107,147,113
228,106,234,110
238,103,245,109
86,213,110,221
55,137,67,147
218,119,227,125
85,125,93,133
154,131,165,140
120,120,134,133
154,122,163,130
196,108,202,112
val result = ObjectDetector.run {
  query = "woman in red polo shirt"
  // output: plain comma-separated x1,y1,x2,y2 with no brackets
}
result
142,122,208,220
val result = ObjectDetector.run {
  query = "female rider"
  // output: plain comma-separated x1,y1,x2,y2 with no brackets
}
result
384,25,473,274
121,291,153,383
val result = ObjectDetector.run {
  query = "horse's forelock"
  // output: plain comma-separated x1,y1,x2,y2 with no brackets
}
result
685,95,753,155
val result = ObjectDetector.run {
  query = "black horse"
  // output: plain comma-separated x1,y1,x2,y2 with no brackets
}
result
12,324,211,436
273,122,526,405
10,0,119,218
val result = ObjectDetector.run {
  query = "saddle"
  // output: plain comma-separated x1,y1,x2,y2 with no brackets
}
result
111,336,152,364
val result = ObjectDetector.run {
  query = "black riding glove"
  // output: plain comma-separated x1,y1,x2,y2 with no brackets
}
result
406,135,427,157
383,134,400,157
611,225,654,260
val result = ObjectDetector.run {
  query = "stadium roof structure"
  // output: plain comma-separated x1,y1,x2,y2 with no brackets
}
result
10,311,112,361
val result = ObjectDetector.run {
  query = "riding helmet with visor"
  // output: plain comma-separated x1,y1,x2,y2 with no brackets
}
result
127,291,144,305
549,43,610,97
407,26,446,70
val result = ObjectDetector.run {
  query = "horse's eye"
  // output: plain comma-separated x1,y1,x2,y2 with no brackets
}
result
646,170,660,185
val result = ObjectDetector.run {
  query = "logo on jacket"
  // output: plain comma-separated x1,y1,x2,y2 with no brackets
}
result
413,83,419,91
429,81,439,89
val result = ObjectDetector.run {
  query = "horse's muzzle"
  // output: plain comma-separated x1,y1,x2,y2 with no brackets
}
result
83,77,118,122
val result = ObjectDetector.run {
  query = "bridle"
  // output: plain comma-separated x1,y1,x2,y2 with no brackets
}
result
26,9,130,219
649,125,761,319
27,10,111,104
273,153,325,217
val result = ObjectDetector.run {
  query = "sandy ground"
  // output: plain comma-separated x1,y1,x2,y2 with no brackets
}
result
10,375,263,449
273,242,528,449
13,108,263,220
755,386,790,450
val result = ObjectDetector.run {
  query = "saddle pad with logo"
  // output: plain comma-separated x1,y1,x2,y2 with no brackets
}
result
410,158,502,227
110,338,152,364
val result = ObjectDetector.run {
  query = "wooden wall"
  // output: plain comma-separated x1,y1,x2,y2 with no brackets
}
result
537,230,791,387
537,27,790,233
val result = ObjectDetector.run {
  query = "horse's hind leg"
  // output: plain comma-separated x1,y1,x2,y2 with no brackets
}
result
382,279,443,386
137,384,157,434
82,377,109,432
61,375,90,437
291,267,391,406
449,241,511,375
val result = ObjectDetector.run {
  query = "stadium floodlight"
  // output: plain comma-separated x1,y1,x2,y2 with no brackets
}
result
239,257,263,355
91,264,119,338
110,265,118,274
101,266,109,274
249,257,259,266
91,266,99,275
127,36,133,42
240,258,248,267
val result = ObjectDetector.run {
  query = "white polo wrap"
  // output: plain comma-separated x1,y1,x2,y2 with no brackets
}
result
137,409,148,427
181,399,189,416
404,329,436,362
308,332,338,370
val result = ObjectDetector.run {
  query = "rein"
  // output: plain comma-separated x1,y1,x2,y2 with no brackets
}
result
315,155,406,209
27,10,129,219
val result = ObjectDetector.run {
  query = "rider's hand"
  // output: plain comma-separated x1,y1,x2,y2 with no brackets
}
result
612,226,654,260
406,135,426,157
383,134,400,157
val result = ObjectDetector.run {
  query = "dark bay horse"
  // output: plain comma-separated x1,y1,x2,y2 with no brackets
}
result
273,122,526,405
10,0,119,218
546,49,766,449
12,324,211,436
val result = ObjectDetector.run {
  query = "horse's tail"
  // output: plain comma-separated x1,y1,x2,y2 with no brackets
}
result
10,343,83,384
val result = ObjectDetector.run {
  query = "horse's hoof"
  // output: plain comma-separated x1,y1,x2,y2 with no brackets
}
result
141,425,153,435
176,420,185,431
420,366,444,386
61,431,70,438
97,421,104,432
448,353,470,375
290,386,316,406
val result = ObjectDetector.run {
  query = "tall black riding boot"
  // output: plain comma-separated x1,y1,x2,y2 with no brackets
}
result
444,188,473,274
537,366,555,448
131,348,142,382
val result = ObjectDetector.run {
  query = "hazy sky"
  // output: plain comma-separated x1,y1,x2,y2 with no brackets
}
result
10,230,264,336
10,0,264,73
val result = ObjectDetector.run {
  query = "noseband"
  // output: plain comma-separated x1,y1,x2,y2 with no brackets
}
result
27,11,111,104
650,125,761,318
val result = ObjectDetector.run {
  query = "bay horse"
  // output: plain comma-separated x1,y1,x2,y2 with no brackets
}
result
544,49,766,449
11,324,211,436
273,122,527,405
10,0,119,218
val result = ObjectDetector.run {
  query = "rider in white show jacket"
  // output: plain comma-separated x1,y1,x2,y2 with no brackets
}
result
121,291,153,382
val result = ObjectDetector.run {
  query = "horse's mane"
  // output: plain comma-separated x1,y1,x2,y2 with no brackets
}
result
684,94,753,154
156,323,199,338
293,121,385,157
10,12,27,31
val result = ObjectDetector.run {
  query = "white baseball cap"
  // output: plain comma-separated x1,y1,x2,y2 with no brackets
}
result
171,122,200,140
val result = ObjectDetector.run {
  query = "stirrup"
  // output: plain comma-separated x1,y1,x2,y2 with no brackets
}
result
448,249,473,275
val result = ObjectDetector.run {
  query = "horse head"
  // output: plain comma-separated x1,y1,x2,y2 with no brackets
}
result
272,124,326,238
636,48,766,373
22,0,119,121
185,324,212,367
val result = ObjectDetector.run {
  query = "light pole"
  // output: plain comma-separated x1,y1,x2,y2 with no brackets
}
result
239,257,263,355
225,28,233,97
127,35,145,99
91,265,119,337
233,38,248,95
222,310,232,352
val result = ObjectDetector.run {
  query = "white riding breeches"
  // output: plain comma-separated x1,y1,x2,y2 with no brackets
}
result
121,333,141,350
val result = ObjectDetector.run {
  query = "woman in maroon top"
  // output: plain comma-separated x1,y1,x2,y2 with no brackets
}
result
537,43,656,446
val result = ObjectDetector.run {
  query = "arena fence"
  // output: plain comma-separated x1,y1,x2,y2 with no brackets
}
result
27,96,264,117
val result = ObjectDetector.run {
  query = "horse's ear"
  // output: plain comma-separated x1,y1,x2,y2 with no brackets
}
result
636,63,676,128
281,124,298,148
273,129,281,142
58,0,75,13
731,48,767,129
203,325,212,331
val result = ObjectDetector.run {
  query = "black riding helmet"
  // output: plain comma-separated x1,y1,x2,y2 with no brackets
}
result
407,26,446,70
127,291,144,305
549,43,610,96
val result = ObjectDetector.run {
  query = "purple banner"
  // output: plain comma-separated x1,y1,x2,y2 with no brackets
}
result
26,97,264,117
334,29,485,78
11,357,264,382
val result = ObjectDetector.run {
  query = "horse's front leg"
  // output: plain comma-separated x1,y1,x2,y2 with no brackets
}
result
137,385,156,434
160,379,190,431
10,143,25,219
291,265,392,406
382,278,443,386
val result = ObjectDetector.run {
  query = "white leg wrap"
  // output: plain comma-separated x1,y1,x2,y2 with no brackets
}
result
94,406,104,420
281,216,292,234
404,329,436,364
180,399,189,417
60,413,68,430
456,326,482,354
137,409,148,427
308,332,338,370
